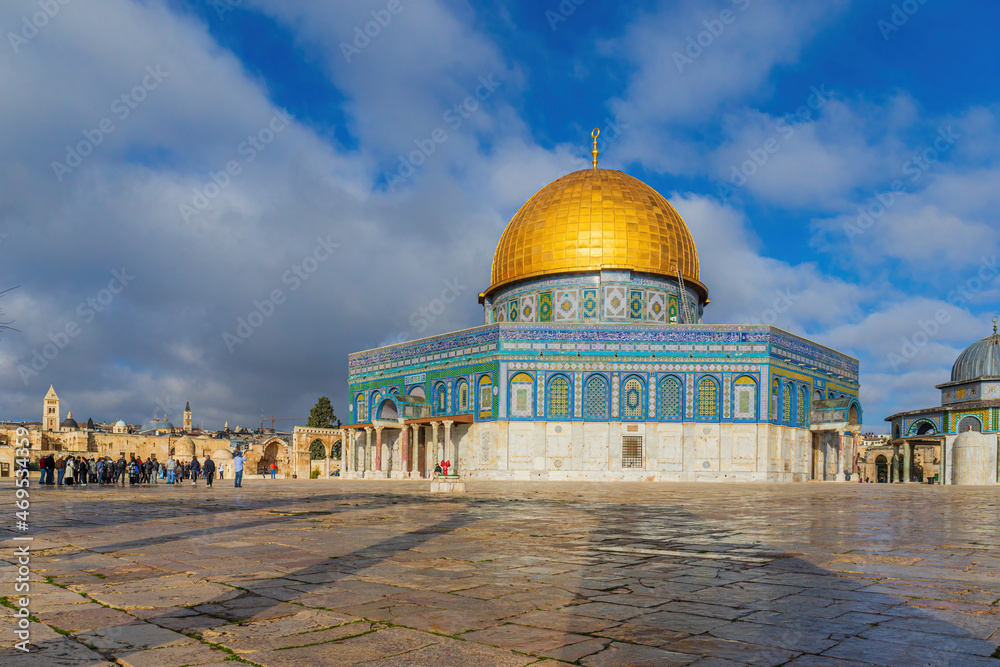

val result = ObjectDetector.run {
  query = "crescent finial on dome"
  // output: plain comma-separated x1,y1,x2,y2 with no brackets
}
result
591,128,600,169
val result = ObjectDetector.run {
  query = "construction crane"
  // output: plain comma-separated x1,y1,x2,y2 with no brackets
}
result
673,262,695,324
259,416,306,431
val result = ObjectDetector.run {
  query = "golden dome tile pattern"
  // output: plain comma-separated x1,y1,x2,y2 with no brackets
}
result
489,169,701,293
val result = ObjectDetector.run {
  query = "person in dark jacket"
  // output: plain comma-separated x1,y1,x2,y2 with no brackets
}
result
203,455,216,487
41,454,54,485
55,456,66,486
115,456,127,485
189,457,201,485
76,457,88,486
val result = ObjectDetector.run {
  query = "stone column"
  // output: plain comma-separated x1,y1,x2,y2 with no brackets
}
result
364,427,373,475
891,444,901,483
444,420,454,474
835,433,846,482
902,441,912,483
411,424,421,478
375,427,383,472
430,422,440,471
400,424,409,477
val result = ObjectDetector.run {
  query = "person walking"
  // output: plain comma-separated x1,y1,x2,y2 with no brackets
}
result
165,455,176,485
203,455,216,487
269,461,277,480
233,451,246,488
189,456,201,485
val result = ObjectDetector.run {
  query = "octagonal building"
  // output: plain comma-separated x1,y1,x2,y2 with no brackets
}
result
342,153,862,482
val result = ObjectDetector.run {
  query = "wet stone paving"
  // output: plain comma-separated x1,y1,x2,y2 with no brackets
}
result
2,479,1000,666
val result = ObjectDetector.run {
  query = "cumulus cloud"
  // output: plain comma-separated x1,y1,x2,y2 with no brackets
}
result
2,0,994,440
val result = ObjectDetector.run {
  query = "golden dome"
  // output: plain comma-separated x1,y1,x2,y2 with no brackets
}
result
487,169,704,296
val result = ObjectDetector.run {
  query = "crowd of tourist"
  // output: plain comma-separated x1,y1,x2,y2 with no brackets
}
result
34,452,247,488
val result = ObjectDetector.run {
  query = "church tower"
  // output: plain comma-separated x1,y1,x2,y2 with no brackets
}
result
184,400,192,431
43,385,60,431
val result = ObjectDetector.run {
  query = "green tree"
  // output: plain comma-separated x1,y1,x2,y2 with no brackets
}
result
307,396,337,429
87,417,95,430
309,440,326,460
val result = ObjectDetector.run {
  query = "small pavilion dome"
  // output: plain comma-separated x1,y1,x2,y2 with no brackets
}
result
951,321,1000,382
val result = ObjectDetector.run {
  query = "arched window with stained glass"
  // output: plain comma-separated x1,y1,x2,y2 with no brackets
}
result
434,383,447,415
697,376,719,419
456,379,469,413
356,393,367,422
782,383,792,423
657,376,682,419
621,376,645,420
547,375,571,419
733,376,757,420
583,375,609,419
797,386,807,425
509,373,534,419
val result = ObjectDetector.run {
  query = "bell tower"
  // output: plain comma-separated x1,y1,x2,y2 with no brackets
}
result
184,400,192,431
43,385,60,431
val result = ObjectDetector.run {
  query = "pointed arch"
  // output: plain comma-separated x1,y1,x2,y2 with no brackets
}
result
478,374,493,418
697,376,720,420
621,375,645,420
434,382,447,415
547,374,571,419
733,375,757,420
583,374,609,419
782,383,792,423
509,372,534,419
455,378,470,413
658,375,683,420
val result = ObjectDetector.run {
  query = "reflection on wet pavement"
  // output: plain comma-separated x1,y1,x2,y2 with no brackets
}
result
3,480,999,666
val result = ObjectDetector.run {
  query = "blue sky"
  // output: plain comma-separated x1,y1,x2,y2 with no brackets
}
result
1,0,998,432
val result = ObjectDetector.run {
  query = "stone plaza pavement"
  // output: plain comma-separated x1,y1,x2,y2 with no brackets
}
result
2,480,1000,666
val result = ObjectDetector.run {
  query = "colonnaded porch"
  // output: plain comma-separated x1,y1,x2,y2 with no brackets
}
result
808,397,862,481
339,415,473,479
